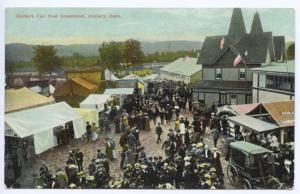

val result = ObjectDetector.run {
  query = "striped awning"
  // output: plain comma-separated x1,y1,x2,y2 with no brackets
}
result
262,101,294,127
230,103,260,115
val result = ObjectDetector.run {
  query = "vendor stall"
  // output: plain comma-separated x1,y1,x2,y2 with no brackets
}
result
79,94,112,112
5,102,85,154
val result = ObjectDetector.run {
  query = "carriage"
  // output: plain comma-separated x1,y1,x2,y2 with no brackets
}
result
227,141,285,189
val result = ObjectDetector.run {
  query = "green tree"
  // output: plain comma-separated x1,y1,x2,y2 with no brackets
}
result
32,45,62,75
123,39,144,73
99,41,123,72
287,43,295,60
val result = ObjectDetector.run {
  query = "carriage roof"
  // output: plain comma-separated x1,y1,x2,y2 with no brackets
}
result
230,141,272,155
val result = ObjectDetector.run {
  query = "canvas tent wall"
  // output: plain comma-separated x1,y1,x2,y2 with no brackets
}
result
5,102,85,154
74,108,99,126
79,94,111,112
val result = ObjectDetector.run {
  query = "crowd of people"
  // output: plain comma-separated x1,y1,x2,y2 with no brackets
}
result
33,81,226,189
5,80,294,189
5,139,35,188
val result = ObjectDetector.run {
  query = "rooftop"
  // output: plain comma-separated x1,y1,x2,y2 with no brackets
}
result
227,114,279,133
5,87,54,113
70,77,98,91
252,60,295,73
66,67,102,73
192,80,252,90
197,8,283,66
262,100,294,127
160,57,202,76
230,141,272,155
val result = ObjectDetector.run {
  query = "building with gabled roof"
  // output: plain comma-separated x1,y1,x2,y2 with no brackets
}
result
160,57,202,83
192,8,288,107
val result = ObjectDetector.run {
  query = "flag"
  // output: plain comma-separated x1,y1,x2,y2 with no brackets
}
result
220,37,225,49
233,55,242,67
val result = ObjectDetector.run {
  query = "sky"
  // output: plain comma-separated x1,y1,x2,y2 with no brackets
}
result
5,8,295,45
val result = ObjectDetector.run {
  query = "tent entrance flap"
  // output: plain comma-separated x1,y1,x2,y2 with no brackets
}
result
34,128,58,154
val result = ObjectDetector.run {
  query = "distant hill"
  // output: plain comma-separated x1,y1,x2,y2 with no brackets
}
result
5,40,203,63
141,40,202,54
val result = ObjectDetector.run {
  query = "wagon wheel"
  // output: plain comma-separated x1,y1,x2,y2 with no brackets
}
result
241,179,252,189
227,164,239,186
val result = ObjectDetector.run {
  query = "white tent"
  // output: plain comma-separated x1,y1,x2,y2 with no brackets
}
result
29,86,42,93
103,88,134,95
80,94,111,112
5,102,85,154
104,69,120,81
49,84,55,95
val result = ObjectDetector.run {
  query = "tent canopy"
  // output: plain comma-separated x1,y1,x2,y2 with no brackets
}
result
80,94,111,112
103,88,134,95
227,115,279,133
73,108,99,126
5,102,84,138
104,69,120,81
5,87,54,113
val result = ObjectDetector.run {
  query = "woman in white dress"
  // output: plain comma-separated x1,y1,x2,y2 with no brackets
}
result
91,122,98,141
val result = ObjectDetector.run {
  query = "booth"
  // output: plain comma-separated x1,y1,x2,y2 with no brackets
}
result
73,108,99,126
5,102,85,154
79,94,112,112
103,88,134,106
227,115,279,134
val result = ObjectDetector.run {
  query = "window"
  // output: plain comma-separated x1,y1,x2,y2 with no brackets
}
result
198,92,205,105
258,74,266,87
216,68,222,79
245,95,252,104
239,68,246,79
219,91,226,105
230,94,237,105
265,75,294,91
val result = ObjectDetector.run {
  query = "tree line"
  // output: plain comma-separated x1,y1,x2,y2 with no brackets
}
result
6,39,199,76
6,41,294,77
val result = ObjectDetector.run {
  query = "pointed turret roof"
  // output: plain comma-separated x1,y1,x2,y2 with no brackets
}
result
250,12,263,33
228,8,247,43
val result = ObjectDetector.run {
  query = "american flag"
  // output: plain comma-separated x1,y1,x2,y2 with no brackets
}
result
220,37,225,49
233,54,242,67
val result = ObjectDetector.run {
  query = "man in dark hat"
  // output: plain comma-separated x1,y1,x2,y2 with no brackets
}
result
75,149,84,172
86,122,92,142
96,149,107,160
88,159,96,175
66,151,76,165
211,128,220,148
155,123,163,144
127,131,137,150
